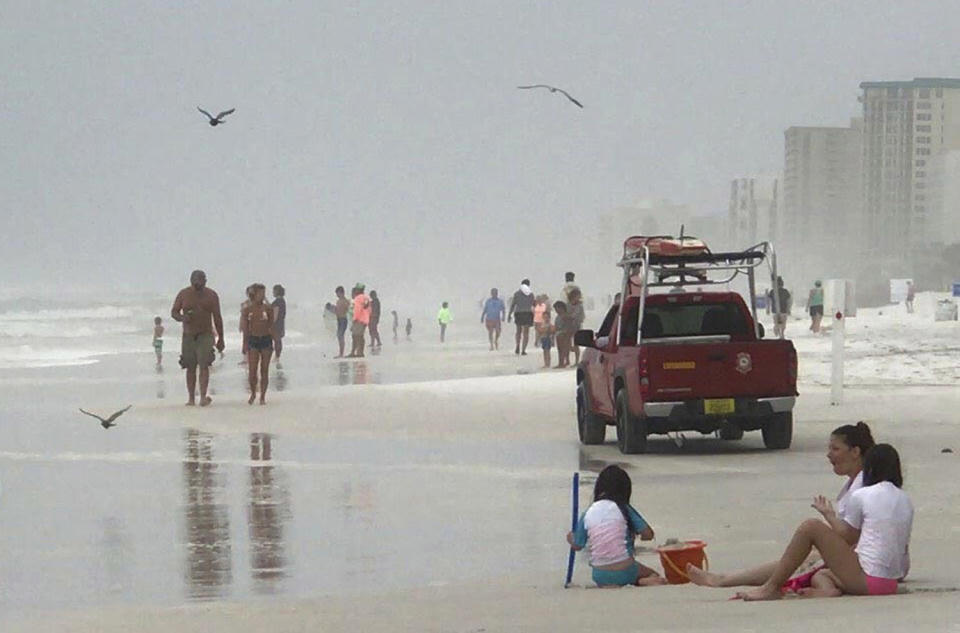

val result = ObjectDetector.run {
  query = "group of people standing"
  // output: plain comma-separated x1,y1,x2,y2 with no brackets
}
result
325,285,413,358
482,271,585,367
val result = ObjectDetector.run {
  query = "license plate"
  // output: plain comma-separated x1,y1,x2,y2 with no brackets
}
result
704,398,735,415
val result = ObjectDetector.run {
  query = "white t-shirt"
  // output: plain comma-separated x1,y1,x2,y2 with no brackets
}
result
843,482,914,579
836,471,863,521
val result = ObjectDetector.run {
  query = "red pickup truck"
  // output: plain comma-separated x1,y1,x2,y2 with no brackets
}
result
575,237,798,454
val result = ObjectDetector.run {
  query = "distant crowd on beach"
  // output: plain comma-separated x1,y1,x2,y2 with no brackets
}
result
158,269,588,406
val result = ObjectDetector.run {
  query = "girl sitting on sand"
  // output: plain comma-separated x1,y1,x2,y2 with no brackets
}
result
566,465,667,587
733,444,913,601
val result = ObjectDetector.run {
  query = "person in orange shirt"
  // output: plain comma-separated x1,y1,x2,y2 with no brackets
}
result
348,284,371,358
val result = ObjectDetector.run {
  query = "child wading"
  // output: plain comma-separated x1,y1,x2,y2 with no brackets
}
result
536,307,555,368
567,465,667,587
152,317,164,366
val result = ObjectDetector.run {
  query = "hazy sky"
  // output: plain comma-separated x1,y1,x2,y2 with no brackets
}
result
4,1,960,303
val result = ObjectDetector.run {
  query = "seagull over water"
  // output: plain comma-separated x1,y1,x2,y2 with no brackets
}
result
517,84,583,108
197,107,236,126
79,405,132,429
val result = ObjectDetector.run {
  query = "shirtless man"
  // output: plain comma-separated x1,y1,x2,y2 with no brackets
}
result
171,270,225,406
334,286,350,358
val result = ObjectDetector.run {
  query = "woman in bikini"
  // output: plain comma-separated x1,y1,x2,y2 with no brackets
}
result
241,283,275,405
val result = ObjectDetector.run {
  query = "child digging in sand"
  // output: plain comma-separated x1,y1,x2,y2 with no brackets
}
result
566,465,667,587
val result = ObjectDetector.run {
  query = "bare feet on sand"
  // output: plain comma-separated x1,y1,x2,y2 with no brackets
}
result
686,563,722,587
735,584,782,601
248,393,256,405
259,397,266,405
636,575,668,586
185,401,196,406
200,396,212,407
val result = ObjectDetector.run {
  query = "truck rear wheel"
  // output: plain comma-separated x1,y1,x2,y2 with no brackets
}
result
577,383,606,445
615,390,648,454
762,412,793,449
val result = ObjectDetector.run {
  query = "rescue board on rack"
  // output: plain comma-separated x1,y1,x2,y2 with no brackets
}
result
623,235,710,260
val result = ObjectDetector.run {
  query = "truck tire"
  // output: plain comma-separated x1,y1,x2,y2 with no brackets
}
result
762,412,793,449
577,383,606,445
615,390,648,454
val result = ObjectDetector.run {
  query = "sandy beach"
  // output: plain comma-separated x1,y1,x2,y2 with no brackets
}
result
2,295,959,632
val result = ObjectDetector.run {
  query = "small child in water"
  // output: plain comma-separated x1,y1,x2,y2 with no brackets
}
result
567,465,667,587
152,316,164,366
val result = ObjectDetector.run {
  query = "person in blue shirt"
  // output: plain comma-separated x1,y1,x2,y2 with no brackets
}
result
481,288,506,351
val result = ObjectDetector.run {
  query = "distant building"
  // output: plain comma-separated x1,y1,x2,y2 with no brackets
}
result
727,175,780,249
927,150,960,246
781,121,862,277
859,77,960,268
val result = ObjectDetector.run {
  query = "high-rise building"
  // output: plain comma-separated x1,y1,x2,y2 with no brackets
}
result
727,175,780,250
781,121,862,277
859,78,960,266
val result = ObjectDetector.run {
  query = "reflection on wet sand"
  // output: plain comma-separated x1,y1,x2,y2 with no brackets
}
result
274,368,288,392
248,433,291,593
182,429,232,600
336,361,380,386
340,479,378,580
155,365,165,399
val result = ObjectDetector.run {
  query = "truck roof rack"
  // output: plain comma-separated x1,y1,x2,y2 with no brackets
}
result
615,236,782,340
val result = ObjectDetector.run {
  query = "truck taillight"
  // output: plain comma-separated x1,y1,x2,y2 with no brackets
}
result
639,356,649,396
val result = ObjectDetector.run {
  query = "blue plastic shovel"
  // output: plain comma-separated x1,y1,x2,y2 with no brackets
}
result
564,471,579,587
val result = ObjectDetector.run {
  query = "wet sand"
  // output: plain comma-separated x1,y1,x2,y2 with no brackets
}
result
3,317,960,631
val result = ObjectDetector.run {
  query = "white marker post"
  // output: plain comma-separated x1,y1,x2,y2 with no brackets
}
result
827,279,852,406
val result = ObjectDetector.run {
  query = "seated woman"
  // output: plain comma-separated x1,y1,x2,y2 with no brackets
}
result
688,423,896,594
733,444,913,600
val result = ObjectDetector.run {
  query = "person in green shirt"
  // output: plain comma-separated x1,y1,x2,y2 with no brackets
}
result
808,280,824,333
437,302,453,343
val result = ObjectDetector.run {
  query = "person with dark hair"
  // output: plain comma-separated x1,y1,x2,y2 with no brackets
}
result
391,310,399,343
481,288,506,351
566,288,586,364
566,465,666,587
772,276,792,338
334,286,349,358
508,279,535,355
271,284,286,364
242,283,275,405
731,443,912,600
689,422,884,593
368,290,382,348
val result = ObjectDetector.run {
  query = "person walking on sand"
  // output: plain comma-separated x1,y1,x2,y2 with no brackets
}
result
271,284,286,366
508,279,535,355
808,280,824,333
369,290,383,348
334,286,349,358
152,317,164,366
567,465,667,587
905,281,915,314
239,285,254,365
481,288,506,350
405,317,413,341
242,283,275,405
171,270,225,406
391,310,399,343
772,276,792,338
566,288,585,365
553,301,575,368
437,302,453,343
348,284,371,358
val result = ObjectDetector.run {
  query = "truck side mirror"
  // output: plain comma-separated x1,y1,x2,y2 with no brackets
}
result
574,329,596,348
757,322,765,339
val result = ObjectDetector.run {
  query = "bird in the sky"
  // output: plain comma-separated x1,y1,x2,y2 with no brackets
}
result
197,107,236,126
78,405,132,429
517,85,583,108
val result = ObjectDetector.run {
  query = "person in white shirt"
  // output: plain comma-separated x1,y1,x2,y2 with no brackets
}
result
734,443,912,600
689,422,876,590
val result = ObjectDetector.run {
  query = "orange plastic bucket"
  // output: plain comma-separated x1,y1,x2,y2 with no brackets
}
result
656,540,708,584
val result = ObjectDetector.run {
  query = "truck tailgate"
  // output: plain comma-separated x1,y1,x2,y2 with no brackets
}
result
643,340,795,400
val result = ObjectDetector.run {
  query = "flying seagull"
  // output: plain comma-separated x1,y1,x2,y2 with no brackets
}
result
197,107,236,126
79,405,132,429
517,85,583,108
